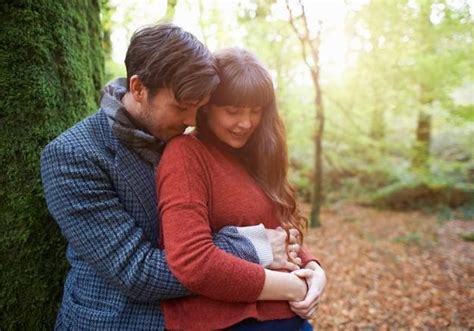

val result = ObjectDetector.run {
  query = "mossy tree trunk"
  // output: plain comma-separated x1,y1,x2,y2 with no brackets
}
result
0,1,103,329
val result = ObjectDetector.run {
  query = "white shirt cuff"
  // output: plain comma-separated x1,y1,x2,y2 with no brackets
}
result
236,224,273,267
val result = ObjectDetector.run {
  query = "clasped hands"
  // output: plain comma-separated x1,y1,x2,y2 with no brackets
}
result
265,227,326,319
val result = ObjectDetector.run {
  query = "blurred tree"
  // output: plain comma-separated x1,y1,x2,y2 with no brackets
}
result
406,1,472,172
101,0,114,60
347,0,473,173
98,0,472,208
235,0,317,203
340,0,473,207
165,0,178,21
237,0,294,101
286,0,324,227
197,0,208,44
101,0,118,81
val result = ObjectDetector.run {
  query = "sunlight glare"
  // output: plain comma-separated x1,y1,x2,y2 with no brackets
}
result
109,0,358,82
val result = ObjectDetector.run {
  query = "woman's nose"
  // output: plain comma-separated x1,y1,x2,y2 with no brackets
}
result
238,115,252,129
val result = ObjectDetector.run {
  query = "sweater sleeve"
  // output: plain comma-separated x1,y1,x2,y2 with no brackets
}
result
299,245,321,267
156,136,265,303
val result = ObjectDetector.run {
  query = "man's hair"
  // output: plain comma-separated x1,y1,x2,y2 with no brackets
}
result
125,23,219,102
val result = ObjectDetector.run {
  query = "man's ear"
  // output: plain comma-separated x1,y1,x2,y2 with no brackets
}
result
129,75,146,102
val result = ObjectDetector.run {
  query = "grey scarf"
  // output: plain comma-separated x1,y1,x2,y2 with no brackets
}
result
100,78,165,165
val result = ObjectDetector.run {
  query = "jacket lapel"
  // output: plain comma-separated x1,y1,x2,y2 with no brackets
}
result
98,110,158,226
115,144,158,225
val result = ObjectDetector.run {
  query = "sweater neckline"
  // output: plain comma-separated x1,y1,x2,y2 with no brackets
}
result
195,125,245,162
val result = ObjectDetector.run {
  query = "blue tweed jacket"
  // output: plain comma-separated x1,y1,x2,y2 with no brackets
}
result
41,109,260,330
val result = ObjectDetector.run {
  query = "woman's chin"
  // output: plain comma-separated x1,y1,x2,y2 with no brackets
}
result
226,139,248,149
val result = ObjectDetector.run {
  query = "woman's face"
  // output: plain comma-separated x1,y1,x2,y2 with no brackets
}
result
206,105,263,149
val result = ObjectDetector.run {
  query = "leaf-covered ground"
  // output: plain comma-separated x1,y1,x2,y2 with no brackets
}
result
304,203,473,329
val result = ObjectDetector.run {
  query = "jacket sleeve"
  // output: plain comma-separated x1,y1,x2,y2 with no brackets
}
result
213,225,271,265
226,224,273,267
41,141,188,302
157,137,266,303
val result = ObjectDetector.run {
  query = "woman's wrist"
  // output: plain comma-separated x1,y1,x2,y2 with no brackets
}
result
258,269,308,301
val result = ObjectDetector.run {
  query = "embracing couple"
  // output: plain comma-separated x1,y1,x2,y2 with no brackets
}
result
41,23,326,330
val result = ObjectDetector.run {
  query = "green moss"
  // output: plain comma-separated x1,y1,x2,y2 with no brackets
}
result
0,1,103,329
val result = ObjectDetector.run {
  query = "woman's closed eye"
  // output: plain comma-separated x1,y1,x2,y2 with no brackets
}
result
224,107,239,115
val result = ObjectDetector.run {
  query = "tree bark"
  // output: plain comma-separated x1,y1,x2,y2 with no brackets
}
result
310,69,325,227
370,105,385,140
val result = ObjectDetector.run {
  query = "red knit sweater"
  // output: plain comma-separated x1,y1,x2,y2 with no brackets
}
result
156,132,316,330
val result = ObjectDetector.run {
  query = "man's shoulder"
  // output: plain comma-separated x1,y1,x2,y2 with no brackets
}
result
43,110,111,156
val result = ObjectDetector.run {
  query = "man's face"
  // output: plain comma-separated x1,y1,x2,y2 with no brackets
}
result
140,88,210,142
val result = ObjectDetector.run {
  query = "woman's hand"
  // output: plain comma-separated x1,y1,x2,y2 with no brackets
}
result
289,262,326,319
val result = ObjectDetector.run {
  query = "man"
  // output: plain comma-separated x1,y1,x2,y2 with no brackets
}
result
41,24,323,330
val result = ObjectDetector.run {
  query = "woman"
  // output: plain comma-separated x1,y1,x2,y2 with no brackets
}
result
156,48,325,330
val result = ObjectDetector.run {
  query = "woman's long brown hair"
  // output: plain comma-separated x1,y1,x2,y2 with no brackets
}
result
199,47,308,246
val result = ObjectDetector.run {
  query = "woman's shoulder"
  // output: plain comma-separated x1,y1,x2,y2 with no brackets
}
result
162,133,210,161
158,133,212,179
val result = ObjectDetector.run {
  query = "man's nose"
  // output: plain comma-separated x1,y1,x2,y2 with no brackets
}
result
183,107,198,127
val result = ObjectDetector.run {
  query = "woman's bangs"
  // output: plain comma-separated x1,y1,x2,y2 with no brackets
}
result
211,73,273,108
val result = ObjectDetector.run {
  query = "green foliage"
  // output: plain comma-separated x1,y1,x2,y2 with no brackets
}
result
0,1,103,329
105,58,126,83
436,204,474,222
103,0,473,216
460,232,474,242
100,0,115,62
370,176,474,210
227,0,474,214
460,205,474,220
312,0,473,207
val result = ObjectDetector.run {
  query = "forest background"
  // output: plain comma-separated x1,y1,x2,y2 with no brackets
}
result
0,0,472,329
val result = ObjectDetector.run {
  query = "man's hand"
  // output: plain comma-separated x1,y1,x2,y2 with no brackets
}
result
289,261,326,319
265,227,302,271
